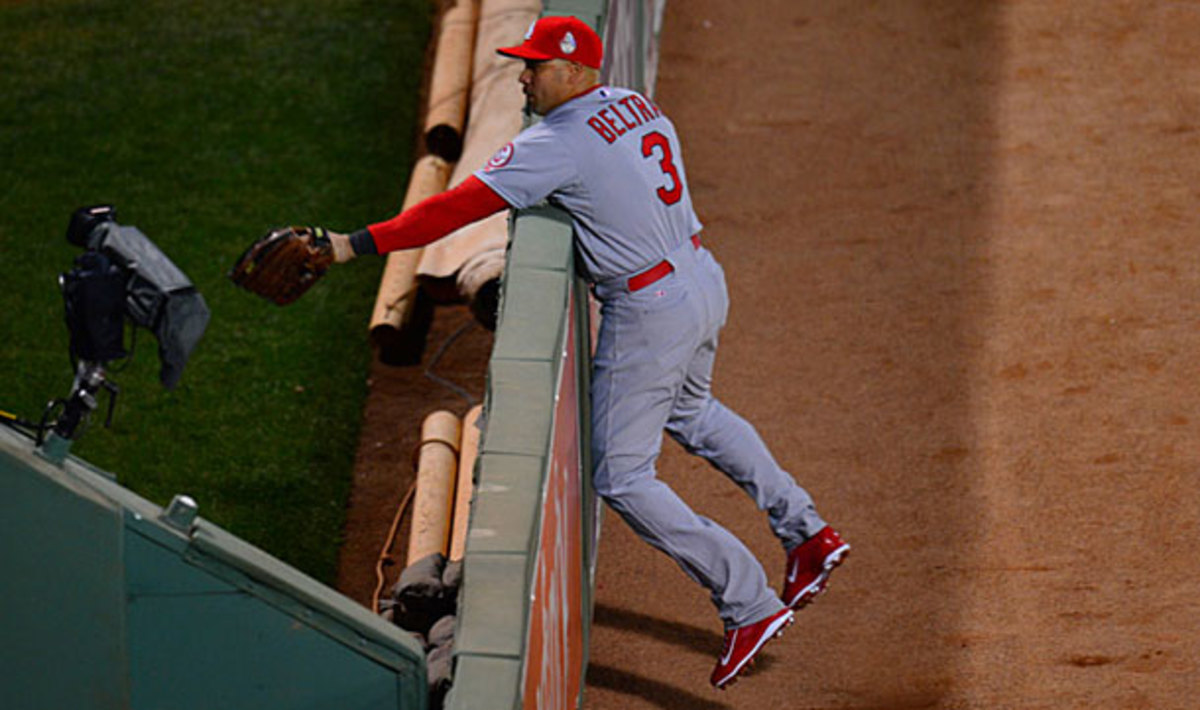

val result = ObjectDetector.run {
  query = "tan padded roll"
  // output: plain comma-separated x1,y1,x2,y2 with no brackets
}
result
368,154,453,358
407,410,462,563
416,0,540,285
449,404,483,561
424,0,481,161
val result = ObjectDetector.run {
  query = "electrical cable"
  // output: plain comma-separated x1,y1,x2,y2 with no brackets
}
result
423,319,479,406
107,323,137,374
373,315,480,613
372,479,418,615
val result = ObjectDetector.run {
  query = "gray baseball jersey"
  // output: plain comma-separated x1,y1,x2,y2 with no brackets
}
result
476,83,827,630
475,86,704,284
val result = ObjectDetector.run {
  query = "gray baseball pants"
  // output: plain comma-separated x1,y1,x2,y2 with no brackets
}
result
591,238,827,629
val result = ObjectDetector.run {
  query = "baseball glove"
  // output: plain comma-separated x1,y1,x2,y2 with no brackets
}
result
228,226,335,305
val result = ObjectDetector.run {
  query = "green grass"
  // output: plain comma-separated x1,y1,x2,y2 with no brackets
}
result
0,0,432,585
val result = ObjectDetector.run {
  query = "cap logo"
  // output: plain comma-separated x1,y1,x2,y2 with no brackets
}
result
524,20,536,40
560,31,577,55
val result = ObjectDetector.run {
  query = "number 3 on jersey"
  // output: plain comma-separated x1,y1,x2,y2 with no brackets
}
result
641,131,683,205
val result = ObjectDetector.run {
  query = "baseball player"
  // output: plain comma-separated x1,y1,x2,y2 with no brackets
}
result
326,16,849,688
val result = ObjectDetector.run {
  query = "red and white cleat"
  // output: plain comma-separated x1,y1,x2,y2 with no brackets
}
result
710,607,794,689
782,526,850,609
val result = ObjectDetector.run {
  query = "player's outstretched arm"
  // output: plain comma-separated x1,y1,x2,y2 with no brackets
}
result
333,176,511,263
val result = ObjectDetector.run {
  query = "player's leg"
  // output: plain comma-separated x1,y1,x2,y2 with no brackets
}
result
599,466,786,627
667,247,850,610
664,247,826,548
591,284,782,629
665,350,826,548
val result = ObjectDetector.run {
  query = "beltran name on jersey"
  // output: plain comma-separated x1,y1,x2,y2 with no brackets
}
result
475,86,704,284
584,93,662,144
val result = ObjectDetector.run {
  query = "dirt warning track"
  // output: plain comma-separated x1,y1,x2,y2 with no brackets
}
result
584,2,1200,708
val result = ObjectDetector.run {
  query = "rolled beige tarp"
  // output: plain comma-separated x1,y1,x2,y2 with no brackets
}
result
417,0,540,308
368,154,454,363
407,410,463,563
449,404,483,561
424,0,481,162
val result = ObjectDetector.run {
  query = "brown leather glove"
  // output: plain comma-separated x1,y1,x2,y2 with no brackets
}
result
228,226,335,305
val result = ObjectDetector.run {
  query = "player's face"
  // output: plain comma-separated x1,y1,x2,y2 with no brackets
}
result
520,59,575,115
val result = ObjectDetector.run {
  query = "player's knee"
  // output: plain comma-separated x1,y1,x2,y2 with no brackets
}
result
666,398,719,452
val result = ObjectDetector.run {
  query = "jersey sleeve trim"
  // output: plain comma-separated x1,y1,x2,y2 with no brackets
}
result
473,123,579,210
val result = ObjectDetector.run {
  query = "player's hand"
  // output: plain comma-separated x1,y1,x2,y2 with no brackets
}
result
328,231,355,263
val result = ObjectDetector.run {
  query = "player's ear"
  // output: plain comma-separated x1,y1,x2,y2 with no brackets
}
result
569,61,595,85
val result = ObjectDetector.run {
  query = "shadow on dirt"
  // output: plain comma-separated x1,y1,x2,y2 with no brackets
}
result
586,664,733,710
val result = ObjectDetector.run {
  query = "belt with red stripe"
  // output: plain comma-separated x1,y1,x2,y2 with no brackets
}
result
628,235,701,292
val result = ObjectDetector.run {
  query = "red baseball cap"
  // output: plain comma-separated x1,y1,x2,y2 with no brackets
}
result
496,15,603,70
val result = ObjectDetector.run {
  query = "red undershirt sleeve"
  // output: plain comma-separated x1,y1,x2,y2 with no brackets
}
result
366,175,512,254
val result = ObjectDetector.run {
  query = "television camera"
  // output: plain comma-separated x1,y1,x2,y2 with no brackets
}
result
31,205,210,459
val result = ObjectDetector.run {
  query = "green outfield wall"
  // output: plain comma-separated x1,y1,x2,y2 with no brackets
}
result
446,205,598,710
0,423,427,709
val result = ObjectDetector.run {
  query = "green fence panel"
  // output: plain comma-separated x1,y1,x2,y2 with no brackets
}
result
0,425,428,710
1,443,130,708
447,205,596,710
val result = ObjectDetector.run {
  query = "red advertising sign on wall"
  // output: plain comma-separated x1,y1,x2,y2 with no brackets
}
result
522,288,585,710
